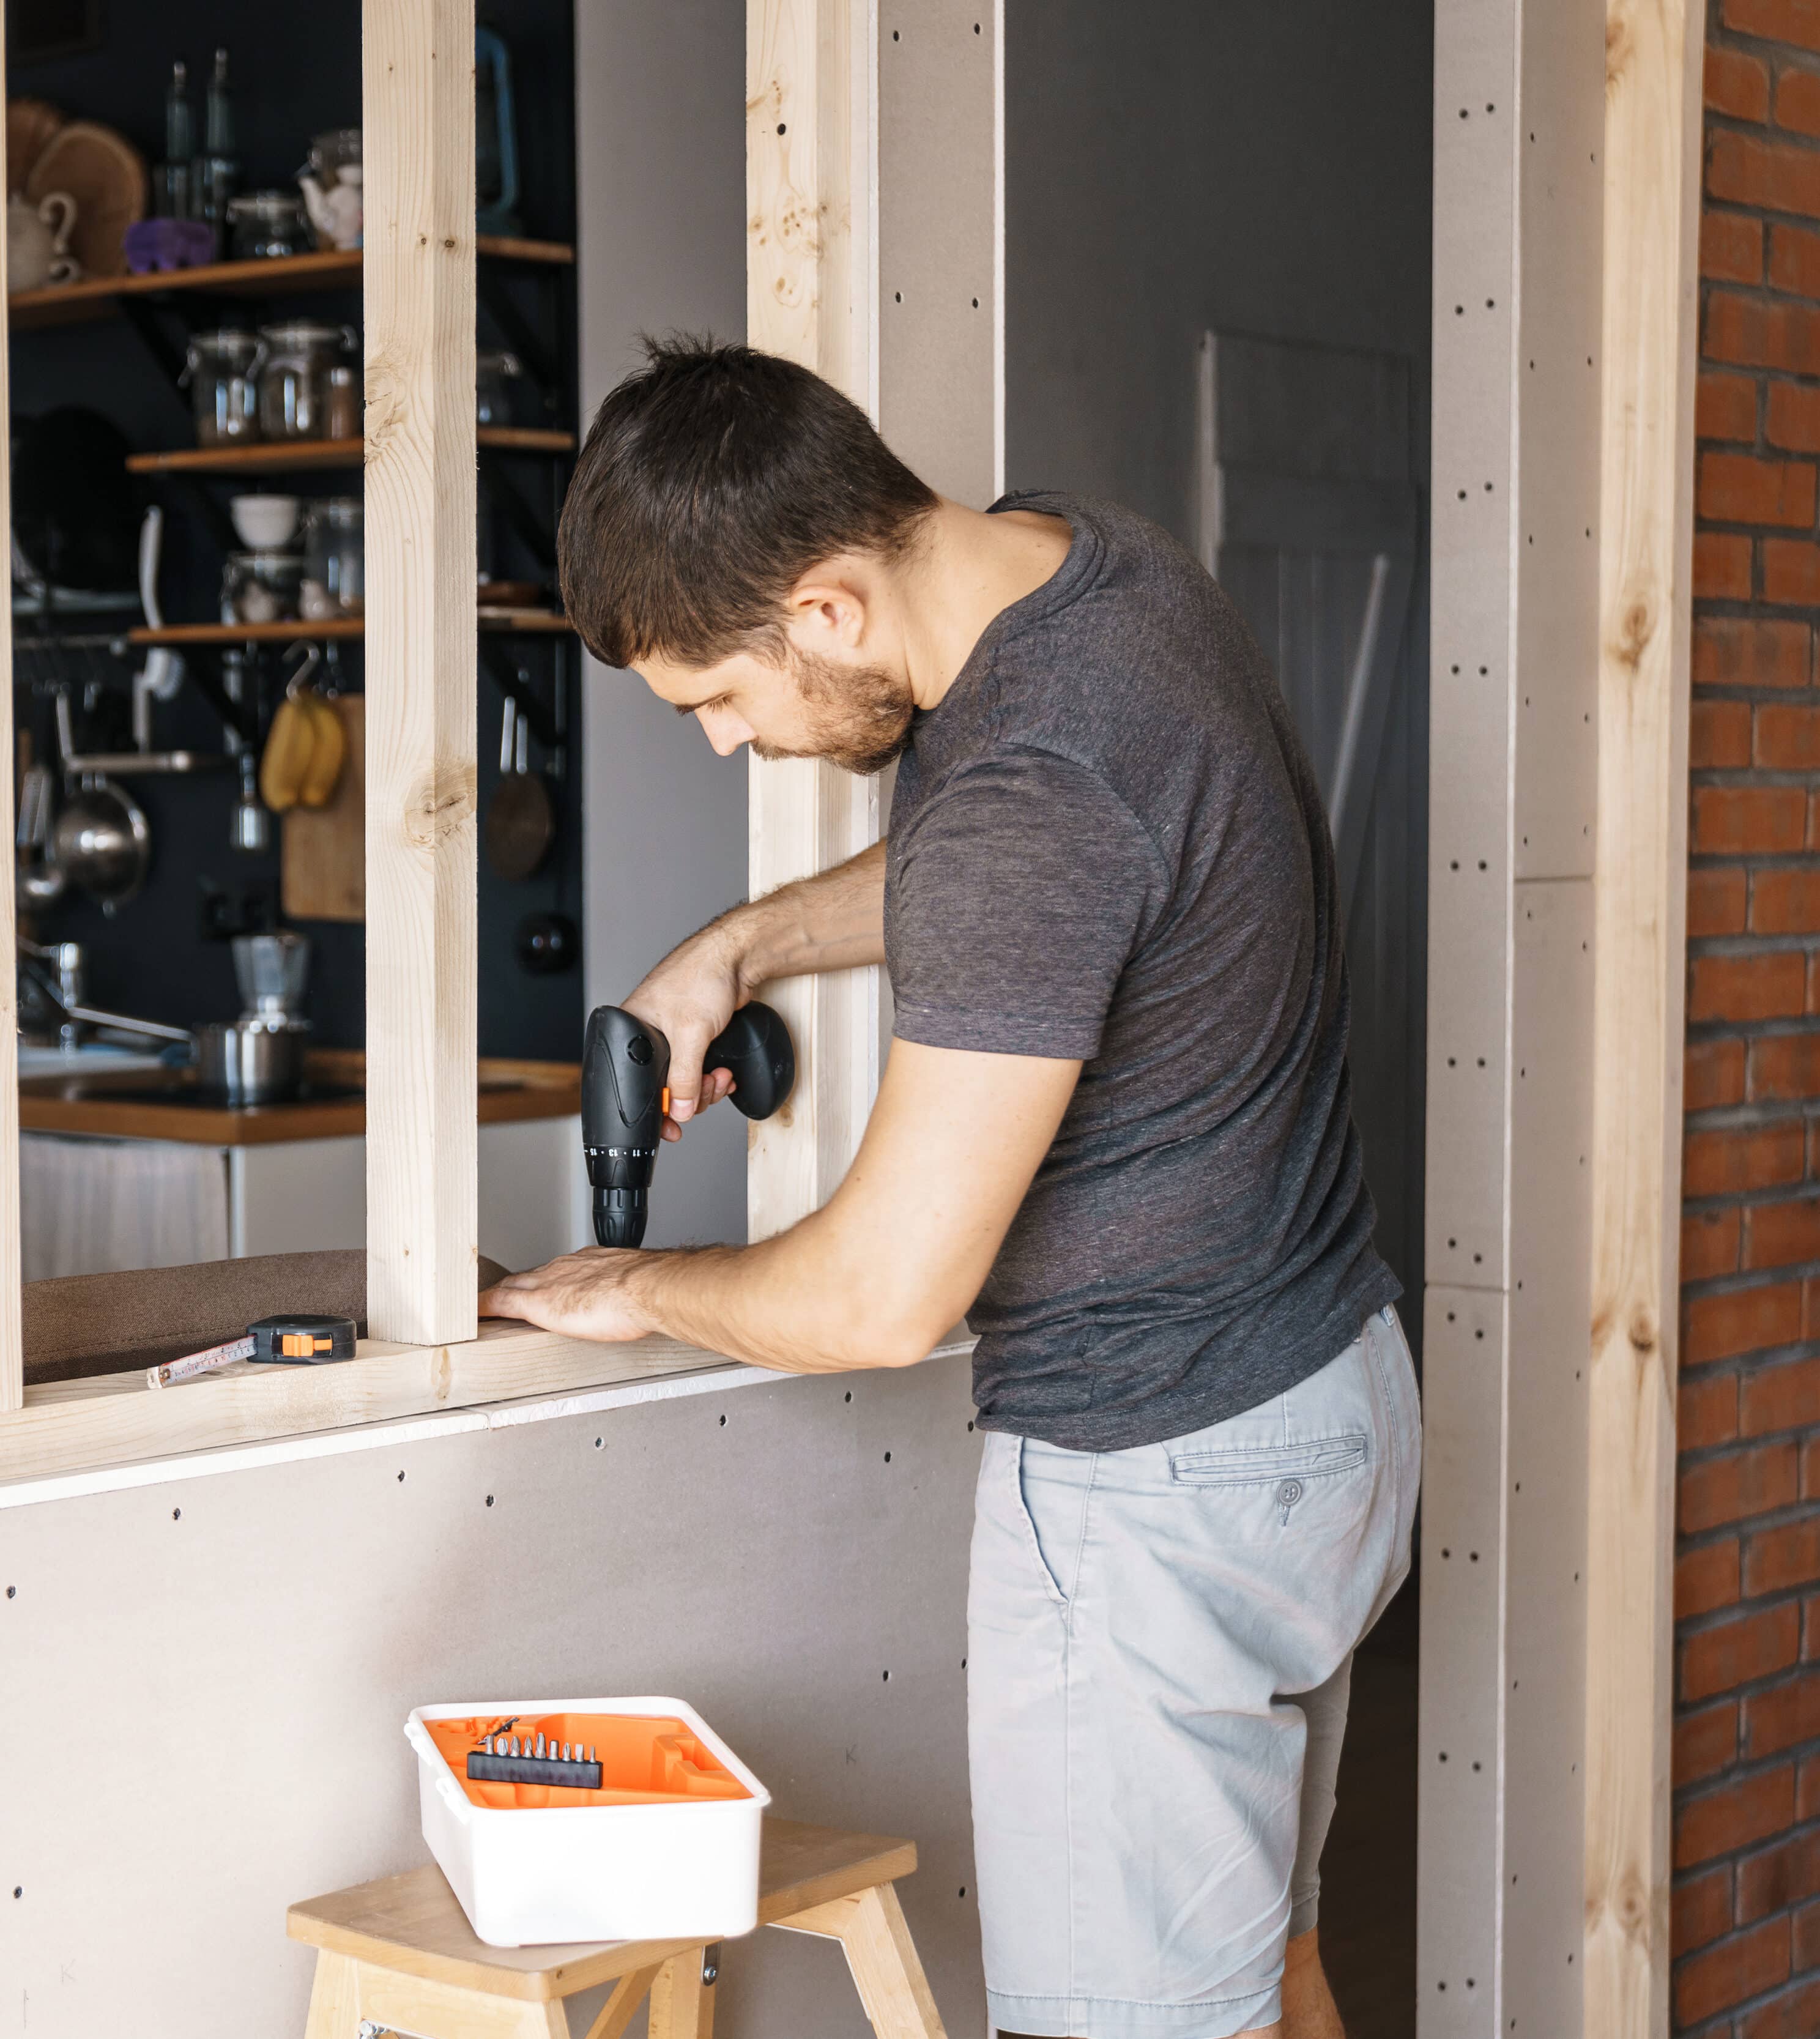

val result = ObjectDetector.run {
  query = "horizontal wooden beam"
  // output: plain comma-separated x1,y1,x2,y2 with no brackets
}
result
0,1327,979,1488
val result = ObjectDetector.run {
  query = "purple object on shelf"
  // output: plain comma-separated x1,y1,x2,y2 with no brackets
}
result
124,218,217,275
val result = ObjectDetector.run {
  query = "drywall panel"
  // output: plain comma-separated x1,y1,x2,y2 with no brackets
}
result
1416,1283,1506,2027
576,0,751,1250
877,0,1001,507
1504,877,1594,2039
1422,0,1602,2032
0,1357,986,2039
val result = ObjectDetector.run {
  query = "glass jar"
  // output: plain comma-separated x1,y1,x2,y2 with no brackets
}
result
227,190,308,261
475,349,526,427
325,365,360,441
256,321,357,441
221,549,305,625
301,497,363,618
185,329,265,446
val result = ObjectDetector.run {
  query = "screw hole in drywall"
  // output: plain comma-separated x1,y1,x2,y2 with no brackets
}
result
894,291,902,303
172,1508,181,1521
882,1669,891,1681
971,297,979,308
4,1586,12,1599
884,1451,893,1463
1442,1547,1450,1557
397,1471,406,1483
10,1889,18,1900
719,1414,727,1427
967,1420,975,1431
893,28,899,37
960,1886,968,1897
594,1436,603,1449
845,1391,853,1402
1439,1751,1448,1762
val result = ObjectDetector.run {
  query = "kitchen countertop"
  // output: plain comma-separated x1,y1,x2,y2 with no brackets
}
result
18,1052,581,1147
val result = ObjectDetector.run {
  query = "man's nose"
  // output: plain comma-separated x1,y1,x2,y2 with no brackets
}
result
700,710,754,756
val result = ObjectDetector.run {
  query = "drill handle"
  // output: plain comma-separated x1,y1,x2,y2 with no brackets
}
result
705,1001,796,1121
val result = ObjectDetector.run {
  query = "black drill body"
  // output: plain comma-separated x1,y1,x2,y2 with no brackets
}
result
582,1001,795,1247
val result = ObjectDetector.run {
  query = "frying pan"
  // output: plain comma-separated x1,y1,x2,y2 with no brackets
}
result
484,696,554,881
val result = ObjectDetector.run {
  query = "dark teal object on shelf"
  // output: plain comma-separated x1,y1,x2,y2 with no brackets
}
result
475,27,521,236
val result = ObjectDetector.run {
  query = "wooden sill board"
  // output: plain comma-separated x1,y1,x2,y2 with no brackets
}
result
18,1058,581,1147
0,1325,978,1487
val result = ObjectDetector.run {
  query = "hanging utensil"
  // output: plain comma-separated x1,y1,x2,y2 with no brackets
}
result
485,693,555,881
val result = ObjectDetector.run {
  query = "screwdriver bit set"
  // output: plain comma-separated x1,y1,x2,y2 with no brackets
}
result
465,1717,603,1791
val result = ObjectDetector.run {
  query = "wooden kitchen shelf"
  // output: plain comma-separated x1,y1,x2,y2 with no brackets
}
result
8,235,574,331
129,608,573,646
125,427,576,476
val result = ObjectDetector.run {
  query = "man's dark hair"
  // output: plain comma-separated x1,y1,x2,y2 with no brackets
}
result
557,336,938,671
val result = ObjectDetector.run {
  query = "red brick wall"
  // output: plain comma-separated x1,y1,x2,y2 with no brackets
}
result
1677,6,1820,2032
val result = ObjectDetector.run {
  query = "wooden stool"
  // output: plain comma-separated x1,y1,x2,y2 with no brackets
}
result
288,1815,948,2038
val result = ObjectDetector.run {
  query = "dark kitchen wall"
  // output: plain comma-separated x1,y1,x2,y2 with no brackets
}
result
9,1,583,1058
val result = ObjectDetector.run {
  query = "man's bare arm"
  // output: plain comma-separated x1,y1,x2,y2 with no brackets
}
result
480,1038,1080,1372
626,839,886,1126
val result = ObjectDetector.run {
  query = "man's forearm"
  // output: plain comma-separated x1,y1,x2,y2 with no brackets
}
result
724,839,886,990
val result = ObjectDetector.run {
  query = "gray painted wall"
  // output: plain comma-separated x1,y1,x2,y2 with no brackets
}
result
1003,0,1433,1319
1003,0,1433,543
576,0,752,1249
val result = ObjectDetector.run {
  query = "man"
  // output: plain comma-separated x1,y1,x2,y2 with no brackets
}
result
482,338,1421,2039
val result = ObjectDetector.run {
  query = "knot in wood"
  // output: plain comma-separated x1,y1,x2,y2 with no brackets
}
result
1605,12,1632,90
1613,593,1654,672
1616,1867,1649,1934
364,357,406,456
1629,1307,1657,1356
431,1348,451,1400
404,762,477,849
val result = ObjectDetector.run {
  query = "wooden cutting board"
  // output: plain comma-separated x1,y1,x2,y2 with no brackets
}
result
281,694,365,922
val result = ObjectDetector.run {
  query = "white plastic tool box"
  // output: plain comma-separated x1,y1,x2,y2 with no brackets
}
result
404,1696,770,1947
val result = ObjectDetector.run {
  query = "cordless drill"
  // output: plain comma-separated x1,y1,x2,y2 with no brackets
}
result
582,1001,795,1247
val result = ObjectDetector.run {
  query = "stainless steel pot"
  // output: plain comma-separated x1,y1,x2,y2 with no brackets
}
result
193,1017,308,1105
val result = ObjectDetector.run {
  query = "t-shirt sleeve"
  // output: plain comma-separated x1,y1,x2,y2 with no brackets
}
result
888,750,1162,1060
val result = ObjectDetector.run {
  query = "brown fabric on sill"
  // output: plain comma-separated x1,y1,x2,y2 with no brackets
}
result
23,1249,514,1385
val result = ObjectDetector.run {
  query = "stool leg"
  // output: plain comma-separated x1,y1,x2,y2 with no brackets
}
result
579,1964,663,2039
646,1947,717,2039
303,1952,361,2038
778,1884,948,2039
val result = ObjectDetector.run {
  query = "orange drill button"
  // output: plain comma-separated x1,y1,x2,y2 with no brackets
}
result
661,1085,671,1118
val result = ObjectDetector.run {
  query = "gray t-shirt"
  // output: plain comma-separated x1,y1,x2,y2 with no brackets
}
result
884,492,1398,1451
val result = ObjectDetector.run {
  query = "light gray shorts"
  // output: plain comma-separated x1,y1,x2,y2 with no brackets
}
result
967,1306,1421,2039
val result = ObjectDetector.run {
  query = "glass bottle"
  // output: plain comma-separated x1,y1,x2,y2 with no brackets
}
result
195,48,239,257
157,59,195,220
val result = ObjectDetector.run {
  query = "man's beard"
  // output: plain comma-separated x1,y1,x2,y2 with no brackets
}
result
750,648,914,777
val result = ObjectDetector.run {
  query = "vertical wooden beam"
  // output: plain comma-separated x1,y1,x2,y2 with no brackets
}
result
0,19,21,1415
362,0,479,1344
745,1,1001,1243
1586,2,1703,2033
746,0,880,1240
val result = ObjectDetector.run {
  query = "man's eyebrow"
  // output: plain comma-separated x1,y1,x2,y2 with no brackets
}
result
674,692,724,716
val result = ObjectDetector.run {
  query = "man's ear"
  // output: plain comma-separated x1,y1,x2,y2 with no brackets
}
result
784,558,871,651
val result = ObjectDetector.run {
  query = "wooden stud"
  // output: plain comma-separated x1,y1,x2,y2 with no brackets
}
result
0,11,20,1419
776,1884,947,2038
645,1948,717,2039
746,0,881,1242
1586,1,1703,2033
580,1964,663,2039
361,0,480,1344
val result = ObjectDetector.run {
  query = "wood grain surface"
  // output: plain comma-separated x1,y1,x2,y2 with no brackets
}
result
287,1818,917,2000
362,0,480,1346
1586,2,1703,2033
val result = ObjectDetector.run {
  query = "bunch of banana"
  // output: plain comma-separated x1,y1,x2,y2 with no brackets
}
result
260,686,346,812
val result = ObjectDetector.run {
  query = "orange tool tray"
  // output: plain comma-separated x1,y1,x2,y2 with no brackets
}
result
425,1711,754,1811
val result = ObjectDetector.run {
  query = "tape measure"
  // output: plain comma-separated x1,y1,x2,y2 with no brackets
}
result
147,1312,358,1390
